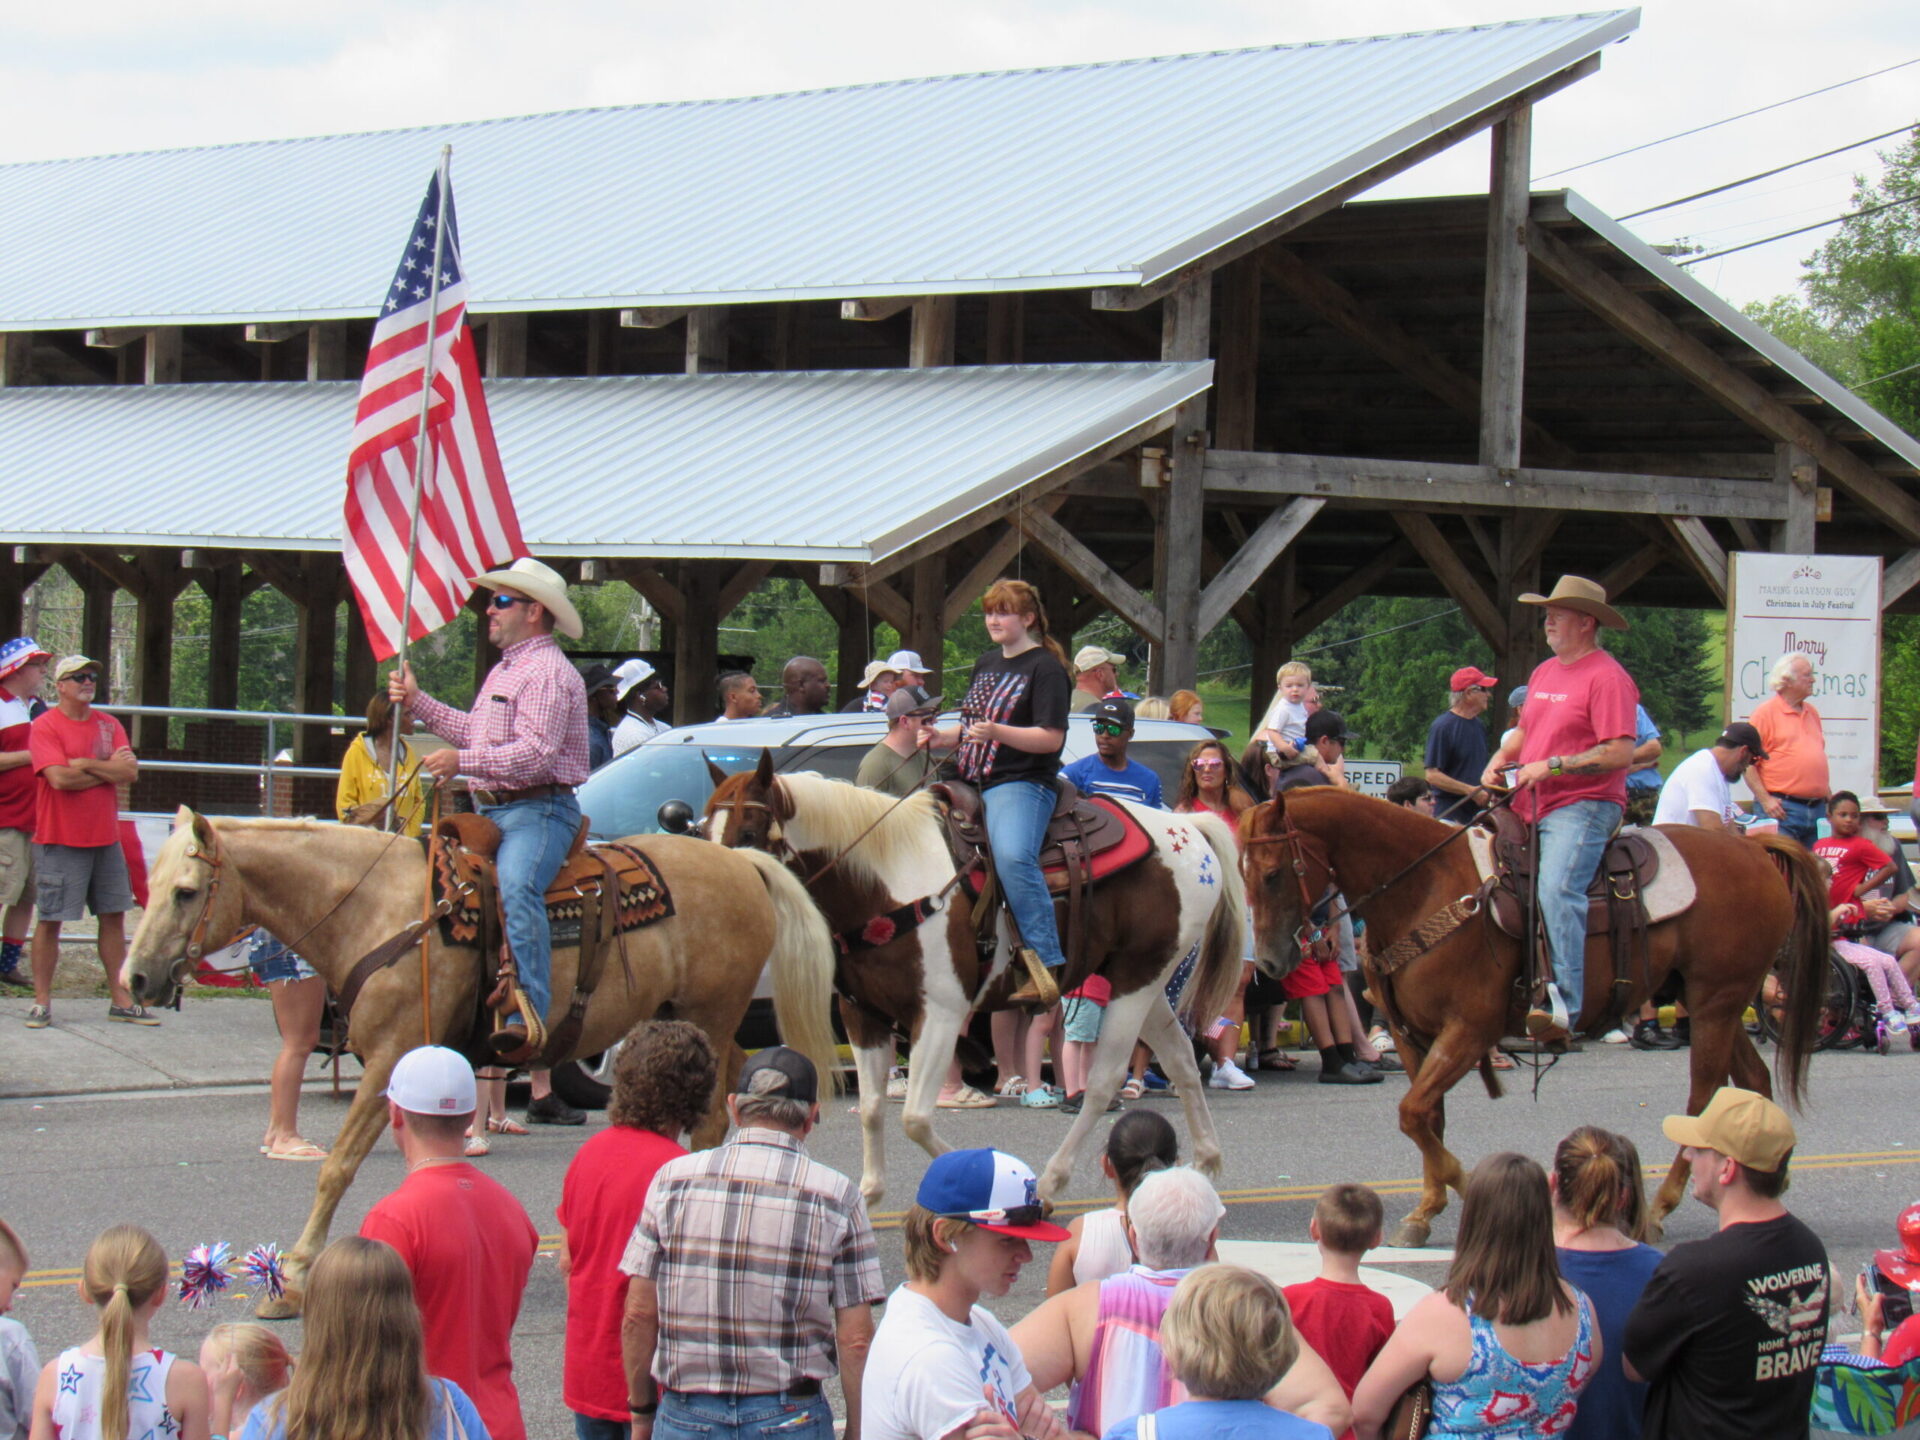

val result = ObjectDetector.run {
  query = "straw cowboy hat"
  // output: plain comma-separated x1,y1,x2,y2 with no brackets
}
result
1518,574,1628,631
855,658,900,690
475,557,584,639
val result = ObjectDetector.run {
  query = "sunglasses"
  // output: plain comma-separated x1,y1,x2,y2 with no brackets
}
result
944,1203,1045,1228
487,593,527,611
62,672,100,684
1192,758,1225,770
1091,721,1128,736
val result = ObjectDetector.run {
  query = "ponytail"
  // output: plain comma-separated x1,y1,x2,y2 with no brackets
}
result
1552,1126,1642,1237
981,578,1070,669
81,1226,170,1440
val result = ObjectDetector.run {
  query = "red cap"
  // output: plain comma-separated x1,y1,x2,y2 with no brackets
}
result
1450,666,1499,692
1874,1200,1920,1288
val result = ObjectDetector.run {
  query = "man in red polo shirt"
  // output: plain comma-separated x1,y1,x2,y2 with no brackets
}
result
24,654,153,1029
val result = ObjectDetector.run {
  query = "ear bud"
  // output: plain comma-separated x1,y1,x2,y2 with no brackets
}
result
947,1241,960,1253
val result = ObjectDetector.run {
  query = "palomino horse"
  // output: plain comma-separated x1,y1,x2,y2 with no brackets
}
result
125,808,837,1317
1239,788,1827,1245
704,754,1248,1203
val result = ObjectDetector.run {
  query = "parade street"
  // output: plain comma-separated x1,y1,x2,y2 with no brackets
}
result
1,995,1909,1437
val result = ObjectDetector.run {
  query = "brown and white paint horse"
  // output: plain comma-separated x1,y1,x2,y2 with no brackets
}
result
705,752,1248,1203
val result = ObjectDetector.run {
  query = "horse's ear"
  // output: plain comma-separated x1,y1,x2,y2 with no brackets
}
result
754,748,776,787
704,755,729,788
183,808,219,856
172,804,195,833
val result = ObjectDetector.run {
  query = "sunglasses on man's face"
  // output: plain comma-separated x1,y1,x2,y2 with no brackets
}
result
1092,721,1128,737
63,673,99,684
488,593,526,611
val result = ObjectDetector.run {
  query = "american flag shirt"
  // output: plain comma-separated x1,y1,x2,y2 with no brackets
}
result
411,634,590,790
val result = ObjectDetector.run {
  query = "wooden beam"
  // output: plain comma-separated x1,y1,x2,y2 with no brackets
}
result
0,332,33,387
1661,516,1729,602
1203,450,1789,520
307,323,347,381
77,549,144,594
485,312,528,378
851,577,912,634
1772,442,1817,553
244,322,310,343
84,327,148,349
985,295,1025,364
908,554,946,674
1598,542,1665,603
773,305,809,370
1197,498,1324,637
1883,550,1920,609
717,559,772,618
908,296,956,369
142,327,182,385
1023,508,1165,642
1525,221,1920,542
609,561,686,628
1154,277,1210,690
1461,515,1501,575
841,297,917,323
621,307,687,329
202,562,247,710
1213,256,1261,450
685,307,728,374
1508,511,1562,572
671,563,724,728
1395,512,1506,651
1259,245,1574,466
1481,107,1531,467
942,507,1062,632
1293,539,1413,637
1091,54,1599,311
1728,518,1764,551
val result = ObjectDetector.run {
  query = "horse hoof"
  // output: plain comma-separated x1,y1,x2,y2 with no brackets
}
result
1390,1220,1431,1249
1195,1148,1224,1179
255,1291,302,1320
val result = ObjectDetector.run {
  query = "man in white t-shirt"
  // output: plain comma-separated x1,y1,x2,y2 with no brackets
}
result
1652,723,1767,834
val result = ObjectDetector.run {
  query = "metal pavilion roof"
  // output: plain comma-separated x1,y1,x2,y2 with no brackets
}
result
0,361,1210,562
0,11,1637,329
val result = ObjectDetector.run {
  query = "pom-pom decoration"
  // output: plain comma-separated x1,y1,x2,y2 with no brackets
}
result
242,1243,287,1301
178,1242,232,1310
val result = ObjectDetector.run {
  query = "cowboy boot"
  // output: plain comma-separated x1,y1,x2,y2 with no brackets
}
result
1525,981,1572,1044
1006,947,1061,1009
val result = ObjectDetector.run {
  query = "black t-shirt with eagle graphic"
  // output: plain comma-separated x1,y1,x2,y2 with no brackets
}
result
955,645,1071,790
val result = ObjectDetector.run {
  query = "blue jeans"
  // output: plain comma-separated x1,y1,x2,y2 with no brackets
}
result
1777,795,1826,850
574,1415,630,1440
983,778,1067,970
656,1391,833,1440
482,791,582,1027
1536,799,1621,1017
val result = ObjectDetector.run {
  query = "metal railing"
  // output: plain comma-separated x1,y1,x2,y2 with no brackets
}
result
100,703,351,813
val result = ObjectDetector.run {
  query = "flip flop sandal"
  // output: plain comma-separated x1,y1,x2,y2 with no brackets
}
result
936,1085,998,1109
995,1076,1029,1098
1258,1049,1298,1072
487,1116,531,1136
463,1134,491,1157
265,1140,329,1161
1120,1079,1145,1100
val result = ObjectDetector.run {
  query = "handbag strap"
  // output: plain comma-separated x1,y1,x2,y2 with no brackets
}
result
1138,1413,1157,1440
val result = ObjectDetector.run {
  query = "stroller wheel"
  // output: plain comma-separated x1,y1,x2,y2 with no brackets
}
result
1877,1023,1892,1056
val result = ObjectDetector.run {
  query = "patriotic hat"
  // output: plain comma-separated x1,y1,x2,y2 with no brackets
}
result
1875,1200,1920,1290
0,636,50,680
917,1149,1070,1242
385,1045,477,1116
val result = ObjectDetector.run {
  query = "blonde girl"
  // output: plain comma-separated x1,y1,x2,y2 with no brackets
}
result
30,1225,210,1440
199,1324,293,1440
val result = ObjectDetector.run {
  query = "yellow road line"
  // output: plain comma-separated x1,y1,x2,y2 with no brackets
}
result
21,1148,1918,1287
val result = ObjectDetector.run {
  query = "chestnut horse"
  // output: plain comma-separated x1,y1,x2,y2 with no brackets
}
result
1240,787,1827,1245
704,754,1247,1202
125,808,837,1316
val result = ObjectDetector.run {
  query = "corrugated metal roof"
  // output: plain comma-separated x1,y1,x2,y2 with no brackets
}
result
0,12,1637,329
1556,190,1920,471
0,361,1209,561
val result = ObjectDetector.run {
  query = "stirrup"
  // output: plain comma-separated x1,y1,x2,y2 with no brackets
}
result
487,981,547,1062
1006,948,1061,1009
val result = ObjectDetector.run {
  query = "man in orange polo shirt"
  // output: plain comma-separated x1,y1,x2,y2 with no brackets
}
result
1745,652,1829,850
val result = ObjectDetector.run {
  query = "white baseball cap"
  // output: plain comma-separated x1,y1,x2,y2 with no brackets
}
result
386,1045,478,1115
613,657,657,700
884,650,928,675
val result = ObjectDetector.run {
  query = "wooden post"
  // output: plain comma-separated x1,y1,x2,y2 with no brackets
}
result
0,332,33,387
673,564,723,728
132,552,188,749
343,591,378,716
145,327,183,386
1772,443,1817,553
685,308,729,374
307,324,348,382
909,297,957,369
584,311,612,377
203,561,248,711
1213,256,1261,451
909,555,947,680
72,564,117,674
773,305,809,371
1154,278,1212,693
293,555,337,763
1494,513,1557,698
985,295,1025,364
485,313,528,378
1480,108,1531,469
1247,555,1295,734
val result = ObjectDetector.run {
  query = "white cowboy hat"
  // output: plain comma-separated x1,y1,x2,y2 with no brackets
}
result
613,657,657,700
856,658,900,690
1517,574,1628,631
474,557,583,640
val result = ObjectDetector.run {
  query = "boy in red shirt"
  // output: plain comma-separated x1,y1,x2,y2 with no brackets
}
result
23,654,150,1028
1812,790,1896,914
1284,1182,1395,1435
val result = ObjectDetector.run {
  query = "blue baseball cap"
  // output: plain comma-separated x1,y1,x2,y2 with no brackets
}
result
916,1149,1071,1242
0,636,50,681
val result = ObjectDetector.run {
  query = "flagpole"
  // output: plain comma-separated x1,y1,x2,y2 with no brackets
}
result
387,143,455,827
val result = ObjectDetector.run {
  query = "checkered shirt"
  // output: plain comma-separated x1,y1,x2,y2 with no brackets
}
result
619,1127,884,1395
410,633,590,790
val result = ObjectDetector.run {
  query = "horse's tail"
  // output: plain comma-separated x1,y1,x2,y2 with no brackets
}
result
1175,811,1249,1032
735,847,842,1094
1756,833,1830,1111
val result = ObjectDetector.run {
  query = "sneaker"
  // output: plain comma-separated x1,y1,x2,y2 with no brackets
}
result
1884,1008,1911,1036
24,1004,50,1028
1139,1070,1170,1092
1020,1086,1061,1110
1601,1027,1632,1045
526,1093,586,1126
1318,1061,1383,1086
1904,1002,1920,1026
106,1004,161,1026
1630,1019,1684,1051
1209,1058,1255,1091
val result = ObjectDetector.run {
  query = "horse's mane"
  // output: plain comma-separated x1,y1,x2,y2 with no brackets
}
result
775,773,946,886
1278,784,1455,839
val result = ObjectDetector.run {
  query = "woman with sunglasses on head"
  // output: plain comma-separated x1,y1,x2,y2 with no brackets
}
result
1173,741,1263,1088
864,1149,1072,1440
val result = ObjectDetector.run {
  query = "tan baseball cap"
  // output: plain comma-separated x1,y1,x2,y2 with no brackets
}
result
1073,645,1122,671
53,654,101,683
1662,1087,1795,1172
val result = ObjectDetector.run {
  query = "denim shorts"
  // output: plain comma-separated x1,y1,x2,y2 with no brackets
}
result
1062,996,1107,1044
248,929,318,984
656,1390,833,1440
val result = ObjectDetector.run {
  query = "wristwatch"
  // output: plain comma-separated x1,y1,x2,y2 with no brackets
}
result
1548,755,1565,776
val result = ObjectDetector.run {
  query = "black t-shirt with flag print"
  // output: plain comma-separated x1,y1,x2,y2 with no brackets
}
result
956,645,1071,790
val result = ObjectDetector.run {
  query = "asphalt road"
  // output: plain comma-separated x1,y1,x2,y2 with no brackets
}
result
3,1040,1912,1437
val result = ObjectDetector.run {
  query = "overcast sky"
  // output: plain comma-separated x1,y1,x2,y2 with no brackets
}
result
3,0,1915,310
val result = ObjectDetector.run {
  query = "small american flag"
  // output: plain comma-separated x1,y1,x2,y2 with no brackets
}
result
343,159,524,662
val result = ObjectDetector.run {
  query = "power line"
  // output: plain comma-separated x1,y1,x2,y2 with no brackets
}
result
1852,358,1920,391
1677,191,1920,265
1535,56,1920,179
1620,123,1916,220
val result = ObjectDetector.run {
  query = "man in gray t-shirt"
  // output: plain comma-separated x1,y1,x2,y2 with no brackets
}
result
855,686,943,798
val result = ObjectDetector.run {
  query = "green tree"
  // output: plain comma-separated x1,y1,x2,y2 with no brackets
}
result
1611,606,1716,736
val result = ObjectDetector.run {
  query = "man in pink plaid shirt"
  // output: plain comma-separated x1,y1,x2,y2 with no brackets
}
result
391,558,591,1075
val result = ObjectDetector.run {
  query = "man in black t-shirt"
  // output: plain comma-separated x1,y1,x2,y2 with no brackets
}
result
1624,1087,1830,1440
1423,666,1496,823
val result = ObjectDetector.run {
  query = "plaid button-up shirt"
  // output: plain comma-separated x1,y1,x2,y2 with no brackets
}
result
619,1127,884,1395
411,634,590,791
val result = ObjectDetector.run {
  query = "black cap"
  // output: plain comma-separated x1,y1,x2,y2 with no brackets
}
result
1304,710,1349,743
580,663,618,695
1089,697,1135,729
1716,721,1768,759
735,1046,818,1105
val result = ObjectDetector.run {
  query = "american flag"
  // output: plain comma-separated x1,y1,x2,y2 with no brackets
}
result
343,160,524,662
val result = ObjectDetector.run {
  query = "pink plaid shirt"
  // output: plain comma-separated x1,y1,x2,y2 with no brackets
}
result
411,634,591,791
